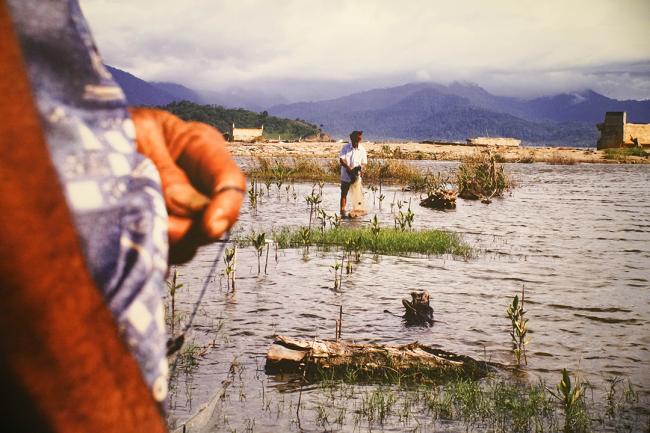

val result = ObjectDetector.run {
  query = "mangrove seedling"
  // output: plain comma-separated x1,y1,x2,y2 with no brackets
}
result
371,215,381,236
298,226,312,247
264,239,273,274
305,189,322,229
330,260,342,290
506,285,529,366
251,232,266,274
394,207,414,231
248,181,259,211
378,193,386,209
405,206,414,228
369,185,378,205
166,268,183,336
370,215,381,252
547,369,588,433
316,208,328,233
263,179,273,195
343,239,358,273
329,213,341,229
223,247,237,291
335,305,343,340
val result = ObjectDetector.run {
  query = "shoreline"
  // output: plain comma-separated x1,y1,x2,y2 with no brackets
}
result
228,141,650,164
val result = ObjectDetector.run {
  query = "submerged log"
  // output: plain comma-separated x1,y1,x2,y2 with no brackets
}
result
266,335,500,382
419,188,457,210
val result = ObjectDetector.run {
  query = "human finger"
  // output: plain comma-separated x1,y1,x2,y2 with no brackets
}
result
202,188,245,239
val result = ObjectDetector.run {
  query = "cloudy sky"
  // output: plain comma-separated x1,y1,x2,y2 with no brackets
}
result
81,0,650,102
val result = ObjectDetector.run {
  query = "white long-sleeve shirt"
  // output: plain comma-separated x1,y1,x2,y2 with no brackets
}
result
339,143,368,182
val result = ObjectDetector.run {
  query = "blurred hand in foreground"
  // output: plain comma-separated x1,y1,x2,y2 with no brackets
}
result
129,108,246,263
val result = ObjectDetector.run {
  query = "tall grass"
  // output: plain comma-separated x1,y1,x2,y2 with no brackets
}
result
236,226,471,258
246,157,428,185
456,152,512,200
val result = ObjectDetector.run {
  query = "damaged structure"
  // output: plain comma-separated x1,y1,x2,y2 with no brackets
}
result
231,123,264,142
597,112,650,149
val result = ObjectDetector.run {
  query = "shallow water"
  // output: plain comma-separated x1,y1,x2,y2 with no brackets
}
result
168,161,649,432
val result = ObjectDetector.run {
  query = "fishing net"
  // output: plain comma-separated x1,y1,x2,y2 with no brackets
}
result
348,178,367,218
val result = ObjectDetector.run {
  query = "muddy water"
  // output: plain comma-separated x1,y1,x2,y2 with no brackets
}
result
168,161,649,432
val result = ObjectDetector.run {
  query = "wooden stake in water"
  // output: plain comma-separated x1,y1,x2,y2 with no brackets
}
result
275,241,278,263
338,305,343,339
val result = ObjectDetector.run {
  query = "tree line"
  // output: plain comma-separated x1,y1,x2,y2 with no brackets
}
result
158,100,320,141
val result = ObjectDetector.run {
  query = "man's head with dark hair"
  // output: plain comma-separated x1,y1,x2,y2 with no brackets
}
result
350,130,363,146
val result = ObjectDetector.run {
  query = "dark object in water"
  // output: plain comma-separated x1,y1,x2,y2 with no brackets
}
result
402,290,434,326
419,189,457,210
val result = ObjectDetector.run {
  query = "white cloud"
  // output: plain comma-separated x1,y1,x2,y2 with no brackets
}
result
80,0,650,99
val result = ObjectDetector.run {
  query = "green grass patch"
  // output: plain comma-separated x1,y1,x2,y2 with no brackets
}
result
308,374,643,433
603,147,649,161
236,226,471,258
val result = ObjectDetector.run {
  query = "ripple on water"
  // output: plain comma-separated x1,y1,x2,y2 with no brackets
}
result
573,313,641,325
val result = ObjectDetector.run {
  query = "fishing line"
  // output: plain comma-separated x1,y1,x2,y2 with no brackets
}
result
168,232,230,371
182,231,230,334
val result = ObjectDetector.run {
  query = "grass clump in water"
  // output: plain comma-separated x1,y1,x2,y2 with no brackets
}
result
456,151,512,201
237,226,471,258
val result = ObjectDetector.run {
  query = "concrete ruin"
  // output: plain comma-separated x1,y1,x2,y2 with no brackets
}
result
597,112,650,149
231,123,264,142
466,137,521,147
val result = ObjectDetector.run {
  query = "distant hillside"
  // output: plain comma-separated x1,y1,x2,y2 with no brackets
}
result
201,88,288,112
107,65,178,106
160,100,319,141
107,65,285,111
269,83,650,146
151,82,204,104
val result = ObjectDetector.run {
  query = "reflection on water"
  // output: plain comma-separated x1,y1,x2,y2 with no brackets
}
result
168,162,650,431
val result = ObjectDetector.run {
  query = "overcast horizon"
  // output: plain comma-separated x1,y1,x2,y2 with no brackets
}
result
81,0,650,102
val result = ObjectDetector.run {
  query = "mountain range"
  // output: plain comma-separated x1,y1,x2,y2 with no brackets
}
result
108,66,650,147
107,66,285,111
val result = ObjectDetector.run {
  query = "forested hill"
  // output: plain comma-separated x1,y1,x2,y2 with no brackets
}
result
159,100,319,140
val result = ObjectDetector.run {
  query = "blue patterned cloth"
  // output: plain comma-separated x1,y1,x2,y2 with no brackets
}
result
8,0,170,402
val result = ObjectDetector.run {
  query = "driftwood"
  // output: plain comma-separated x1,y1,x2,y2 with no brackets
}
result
419,188,457,210
266,335,500,382
402,290,434,326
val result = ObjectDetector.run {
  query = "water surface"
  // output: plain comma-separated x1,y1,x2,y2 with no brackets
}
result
168,161,650,432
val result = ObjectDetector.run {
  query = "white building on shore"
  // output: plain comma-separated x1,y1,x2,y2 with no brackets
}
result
231,123,264,142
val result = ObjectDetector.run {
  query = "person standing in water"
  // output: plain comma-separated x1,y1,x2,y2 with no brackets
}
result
339,130,367,217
